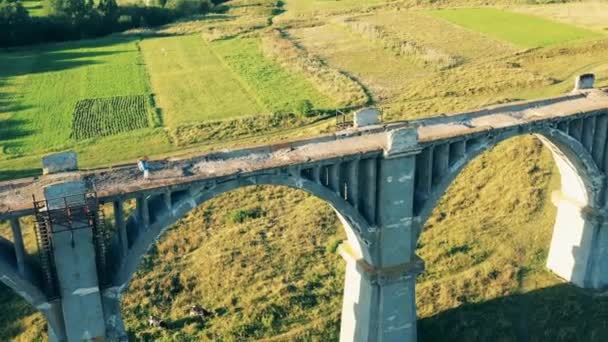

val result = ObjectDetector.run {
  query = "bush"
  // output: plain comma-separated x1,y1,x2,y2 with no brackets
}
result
294,99,314,117
167,0,212,15
231,207,262,224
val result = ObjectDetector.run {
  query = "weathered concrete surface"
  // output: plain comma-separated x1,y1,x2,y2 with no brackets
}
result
575,73,595,90
44,181,106,341
2,89,608,216
42,152,78,175
354,107,381,128
385,127,418,157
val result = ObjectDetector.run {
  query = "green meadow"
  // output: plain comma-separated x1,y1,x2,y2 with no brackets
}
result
427,8,601,48
0,36,152,157
140,34,264,127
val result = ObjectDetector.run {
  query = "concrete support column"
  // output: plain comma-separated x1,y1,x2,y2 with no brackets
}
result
9,217,28,279
101,287,128,341
44,180,106,341
137,195,150,229
338,127,425,341
547,191,604,287
339,243,424,342
589,218,608,288
114,199,128,259
42,300,67,342
163,191,172,211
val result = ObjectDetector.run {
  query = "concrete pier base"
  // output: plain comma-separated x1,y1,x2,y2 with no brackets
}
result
339,243,423,342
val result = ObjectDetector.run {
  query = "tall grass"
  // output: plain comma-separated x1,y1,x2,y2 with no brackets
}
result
342,19,464,70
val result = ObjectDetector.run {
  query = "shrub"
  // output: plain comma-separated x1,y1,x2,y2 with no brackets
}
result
167,0,212,15
231,207,262,224
294,99,314,117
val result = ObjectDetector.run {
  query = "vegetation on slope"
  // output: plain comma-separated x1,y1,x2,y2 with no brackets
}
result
3,0,608,340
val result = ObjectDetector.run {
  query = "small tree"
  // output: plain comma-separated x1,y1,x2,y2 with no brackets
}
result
294,99,314,117
97,0,117,18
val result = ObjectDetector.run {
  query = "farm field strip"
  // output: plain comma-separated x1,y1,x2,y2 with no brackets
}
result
71,95,150,140
358,10,517,62
139,34,264,128
426,8,601,48
210,37,337,113
288,22,426,102
514,3,608,32
278,0,392,21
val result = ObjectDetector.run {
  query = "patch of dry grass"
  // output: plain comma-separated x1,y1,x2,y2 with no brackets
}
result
341,17,464,70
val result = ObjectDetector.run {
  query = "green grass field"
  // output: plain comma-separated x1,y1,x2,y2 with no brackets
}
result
3,0,608,340
427,8,601,48
140,34,335,129
22,0,44,16
211,37,336,113
0,36,153,157
140,35,264,127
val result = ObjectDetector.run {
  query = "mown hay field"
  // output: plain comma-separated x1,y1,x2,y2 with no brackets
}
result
140,34,337,130
139,35,264,127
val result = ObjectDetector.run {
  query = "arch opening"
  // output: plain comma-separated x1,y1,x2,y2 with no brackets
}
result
118,183,361,340
414,134,606,341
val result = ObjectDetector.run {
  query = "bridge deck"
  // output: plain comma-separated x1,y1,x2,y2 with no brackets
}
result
2,89,608,218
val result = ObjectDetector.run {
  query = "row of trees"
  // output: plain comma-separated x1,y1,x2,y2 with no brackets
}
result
0,0,227,47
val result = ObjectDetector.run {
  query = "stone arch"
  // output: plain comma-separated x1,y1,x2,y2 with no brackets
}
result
102,172,373,340
417,128,602,226
415,127,604,287
112,171,373,293
0,238,66,341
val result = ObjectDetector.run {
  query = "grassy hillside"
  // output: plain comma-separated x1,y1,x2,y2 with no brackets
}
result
2,0,608,340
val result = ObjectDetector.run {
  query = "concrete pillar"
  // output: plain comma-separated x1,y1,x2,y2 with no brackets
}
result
114,199,128,259
137,195,150,229
546,189,608,288
339,243,424,342
42,300,67,342
378,127,420,266
346,160,359,208
338,127,425,341
9,217,28,279
163,191,172,211
44,180,106,341
589,218,608,288
546,191,597,286
329,163,341,194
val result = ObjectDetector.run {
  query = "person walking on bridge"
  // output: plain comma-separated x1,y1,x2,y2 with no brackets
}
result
137,156,151,180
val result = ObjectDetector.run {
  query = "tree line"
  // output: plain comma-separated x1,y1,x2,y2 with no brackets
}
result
0,0,228,47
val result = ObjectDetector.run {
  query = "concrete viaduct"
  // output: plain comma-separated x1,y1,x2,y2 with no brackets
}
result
1,77,608,341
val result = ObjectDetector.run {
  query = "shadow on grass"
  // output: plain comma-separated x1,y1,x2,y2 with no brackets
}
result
419,283,608,342
0,168,42,182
